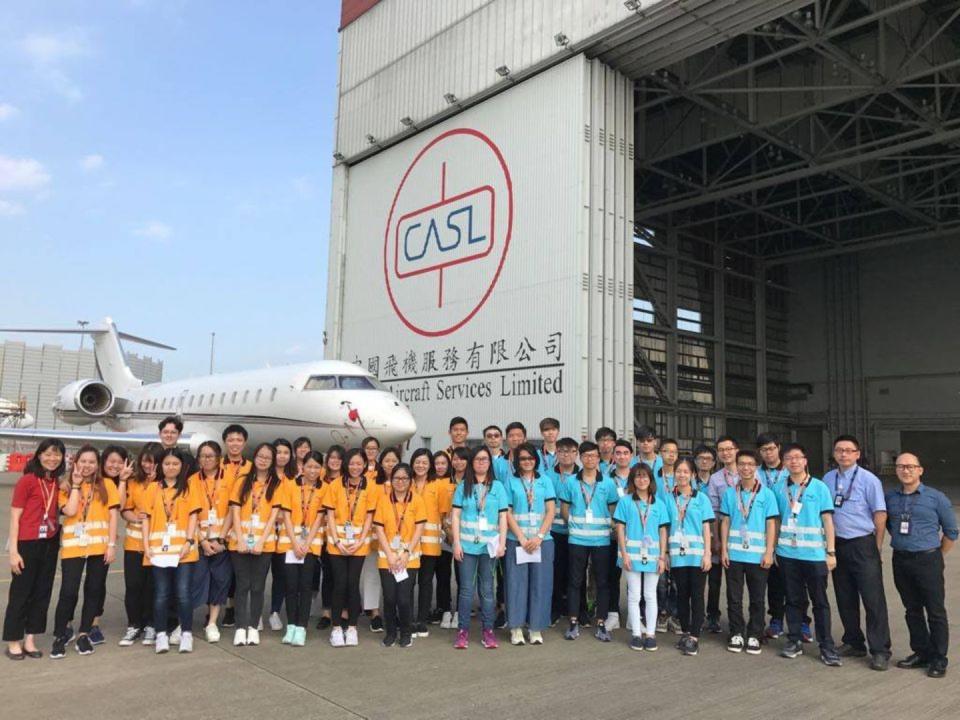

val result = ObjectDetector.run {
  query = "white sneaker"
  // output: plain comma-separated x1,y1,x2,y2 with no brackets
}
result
746,636,762,655
246,627,260,646
344,627,359,647
330,627,345,648
727,634,745,653
269,611,283,631
169,626,181,645
205,624,220,643
179,632,193,653
119,627,140,646
233,628,247,646
440,611,453,629
155,632,169,654
605,612,621,631
451,612,459,628
141,626,157,645
529,631,544,645
510,628,526,646
257,617,263,631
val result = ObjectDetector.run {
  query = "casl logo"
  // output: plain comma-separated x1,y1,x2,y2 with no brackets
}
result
384,128,513,337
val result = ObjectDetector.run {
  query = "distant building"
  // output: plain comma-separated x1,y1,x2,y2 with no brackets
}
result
0,341,163,429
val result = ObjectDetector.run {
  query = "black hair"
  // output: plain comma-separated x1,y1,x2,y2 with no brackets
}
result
832,434,861,451
390,463,414,500
324,445,345,481
158,415,183,433
99,445,129,479
627,463,658,502
511,442,541,477
432,451,451,479
25,438,66,479
557,436,579,450
196,440,223,472
222,424,248,441
578,440,599,456
614,438,634,453
736,449,759,464
301,450,325,481
449,446,471,479
361,436,380,452
156,447,192,499
673,457,698,485
449,416,468,430
755,432,780,448
716,435,739,448
293,436,312,454
635,425,656,440
462,446,494,499
539,417,560,432
781,442,807,458
239,443,282,503
71,444,107,504
594,426,617,442
482,424,502,437
693,444,717,461
134,442,163,484
659,437,679,449
375,446,402,485
505,421,527,437
343,448,367,481
272,438,299,479
409,447,436,482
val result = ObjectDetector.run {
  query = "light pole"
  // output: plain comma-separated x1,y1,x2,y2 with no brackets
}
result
209,332,216,374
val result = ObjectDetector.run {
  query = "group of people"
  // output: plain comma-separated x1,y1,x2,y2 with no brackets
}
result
3,415,956,678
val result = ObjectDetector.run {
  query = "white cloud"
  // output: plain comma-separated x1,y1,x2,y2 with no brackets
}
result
0,200,25,217
0,103,18,121
134,220,173,240
81,154,104,172
0,155,51,192
20,30,89,102
283,344,303,356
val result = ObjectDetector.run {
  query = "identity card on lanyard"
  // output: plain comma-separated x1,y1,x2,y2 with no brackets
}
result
674,493,690,555
37,477,56,539
736,483,760,550
300,484,315,540
636,500,653,563
345,484,362,542
248,483,264,549
834,467,858,508
390,491,409,550
476,484,490,537
161,487,177,552
76,485,94,547
581,479,598,523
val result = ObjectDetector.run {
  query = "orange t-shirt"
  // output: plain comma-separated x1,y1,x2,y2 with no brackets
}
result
228,477,283,552
323,479,377,556
277,477,325,555
122,479,155,552
373,490,427,569
411,479,450,557
59,479,120,559
191,469,233,542
142,479,203,564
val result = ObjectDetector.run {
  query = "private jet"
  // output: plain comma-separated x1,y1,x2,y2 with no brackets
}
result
0,318,417,453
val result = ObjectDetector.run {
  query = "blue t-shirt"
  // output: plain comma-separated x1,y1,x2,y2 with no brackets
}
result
758,466,788,493
491,454,512,484
559,473,619,547
719,483,779,564
774,477,833,562
452,480,510,556
537,448,557,473
613,494,670,572
544,466,578,536
639,454,662,478
656,473,676,503
506,474,556,542
666,490,715,567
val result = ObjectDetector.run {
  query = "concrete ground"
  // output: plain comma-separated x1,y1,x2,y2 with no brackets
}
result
1,472,958,719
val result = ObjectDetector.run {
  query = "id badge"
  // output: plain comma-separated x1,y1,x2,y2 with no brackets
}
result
680,536,690,551
246,534,256,549
207,509,218,527
161,533,171,552
344,521,356,542
585,509,595,524
740,527,750,550
616,487,625,498
300,526,309,541
899,517,911,535
785,516,797,532
166,522,177,537
38,523,49,539
790,501,802,515
250,513,261,530
390,535,401,551
833,494,844,508
478,516,489,533
74,521,85,537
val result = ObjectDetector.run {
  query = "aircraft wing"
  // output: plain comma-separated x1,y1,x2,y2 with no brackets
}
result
0,427,194,450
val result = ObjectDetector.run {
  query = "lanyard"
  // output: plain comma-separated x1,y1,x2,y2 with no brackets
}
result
203,469,224,508
345,481,364,522
723,468,738,488
390,490,411,531
299,482,317,521
634,498,652,535
413,478,429,498
787,476,810,515
250,481,265,515
520,476,536,509
161,483,178,526
673,489,692,528
79,483,95,524
834,467,859,501
37,476,56,524
761,466,781,487
579,478,598,508
735,482,761,524
473,482,490,514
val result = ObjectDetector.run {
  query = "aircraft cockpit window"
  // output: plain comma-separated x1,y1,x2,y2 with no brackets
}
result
303,375,337,391
337,375,377,391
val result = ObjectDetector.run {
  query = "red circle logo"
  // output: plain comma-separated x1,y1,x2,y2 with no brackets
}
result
383,128,513,337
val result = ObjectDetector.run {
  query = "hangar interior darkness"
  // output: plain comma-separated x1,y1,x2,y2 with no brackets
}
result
598,0,960,480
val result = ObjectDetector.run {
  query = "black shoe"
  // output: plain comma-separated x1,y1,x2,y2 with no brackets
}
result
316,616,332,630
820,647,842,667
837,643,867,658
897,653,929,669
781,640,804,659
50,636,67,659
88,627,105,645
381,632,397,647
428,609,443,625
704,616,722,634
550,611,561,627
4,648,24,661
682,636,699,657
494,609,507,629
870,654,890,671
370,616,384,633
398,634,413,648
578,614,592,628
222,608,235,628
75,635,94,656
62,624,75,645
927,661,947,678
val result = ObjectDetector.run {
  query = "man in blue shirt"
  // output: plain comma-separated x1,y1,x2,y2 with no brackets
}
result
705,435,739,633
536,417,560,473
822,434,892,670
546,437,581,625
634,425,663,477
886,453,958,679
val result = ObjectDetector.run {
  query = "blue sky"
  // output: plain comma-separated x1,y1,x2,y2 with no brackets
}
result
0,1,340,380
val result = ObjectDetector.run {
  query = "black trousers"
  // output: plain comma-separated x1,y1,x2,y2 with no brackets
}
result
779,555,834,649
415,554,439,623
231,552,271,630
767,560,785,622
672,566,707,637
833,534,891,657
330,554,365,626
270,551,286,614
892,549,948,664
552,532,569,617
436,550,454,612
380,568,416,636
706,562,723,620
54,555,109,636
123,549,154,630
607,544,622,615
567,543,610,620
496,556,506,606
319,546,334,609
3,537,60,641
283,554,318,627
725,561,768,639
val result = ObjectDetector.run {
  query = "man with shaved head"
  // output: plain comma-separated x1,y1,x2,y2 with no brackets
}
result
886,452,958,679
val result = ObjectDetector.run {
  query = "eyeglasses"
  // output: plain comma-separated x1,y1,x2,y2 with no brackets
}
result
895,464,920,471
474,457,490,463
518,456,535,462
392,475,410,481
835,447,859,454
485,433,501,439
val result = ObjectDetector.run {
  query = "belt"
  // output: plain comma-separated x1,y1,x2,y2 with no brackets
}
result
893,547,940,557
835,533,876,544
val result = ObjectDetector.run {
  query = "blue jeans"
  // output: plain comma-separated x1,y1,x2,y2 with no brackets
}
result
153,563,194,633
458,551,496,631
505,539,554,631
191,551,233,609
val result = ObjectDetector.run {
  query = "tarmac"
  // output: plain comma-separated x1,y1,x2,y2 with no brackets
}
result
0,472,958,719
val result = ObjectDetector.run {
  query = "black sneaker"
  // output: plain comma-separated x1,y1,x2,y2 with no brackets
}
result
222,608,236,628
550,611,561,627
837,643,867,658
781,640,804,659
88,627,105,645
494,609,507,629
820,647,843,667
578,614,592,628
704,616,722,634
381,632,397,647
76,635,94,656
629,636,643,651
428,609,443,625
682,637,700,656
51,636,67,659
398,634,413,648
316,616,332,630
370,616,384,633
62,624,75,645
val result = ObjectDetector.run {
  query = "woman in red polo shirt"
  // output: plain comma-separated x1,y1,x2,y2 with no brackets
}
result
4,439,66,660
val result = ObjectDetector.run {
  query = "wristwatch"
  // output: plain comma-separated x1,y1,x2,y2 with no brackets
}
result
537,532,546,540
826,550,836,556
